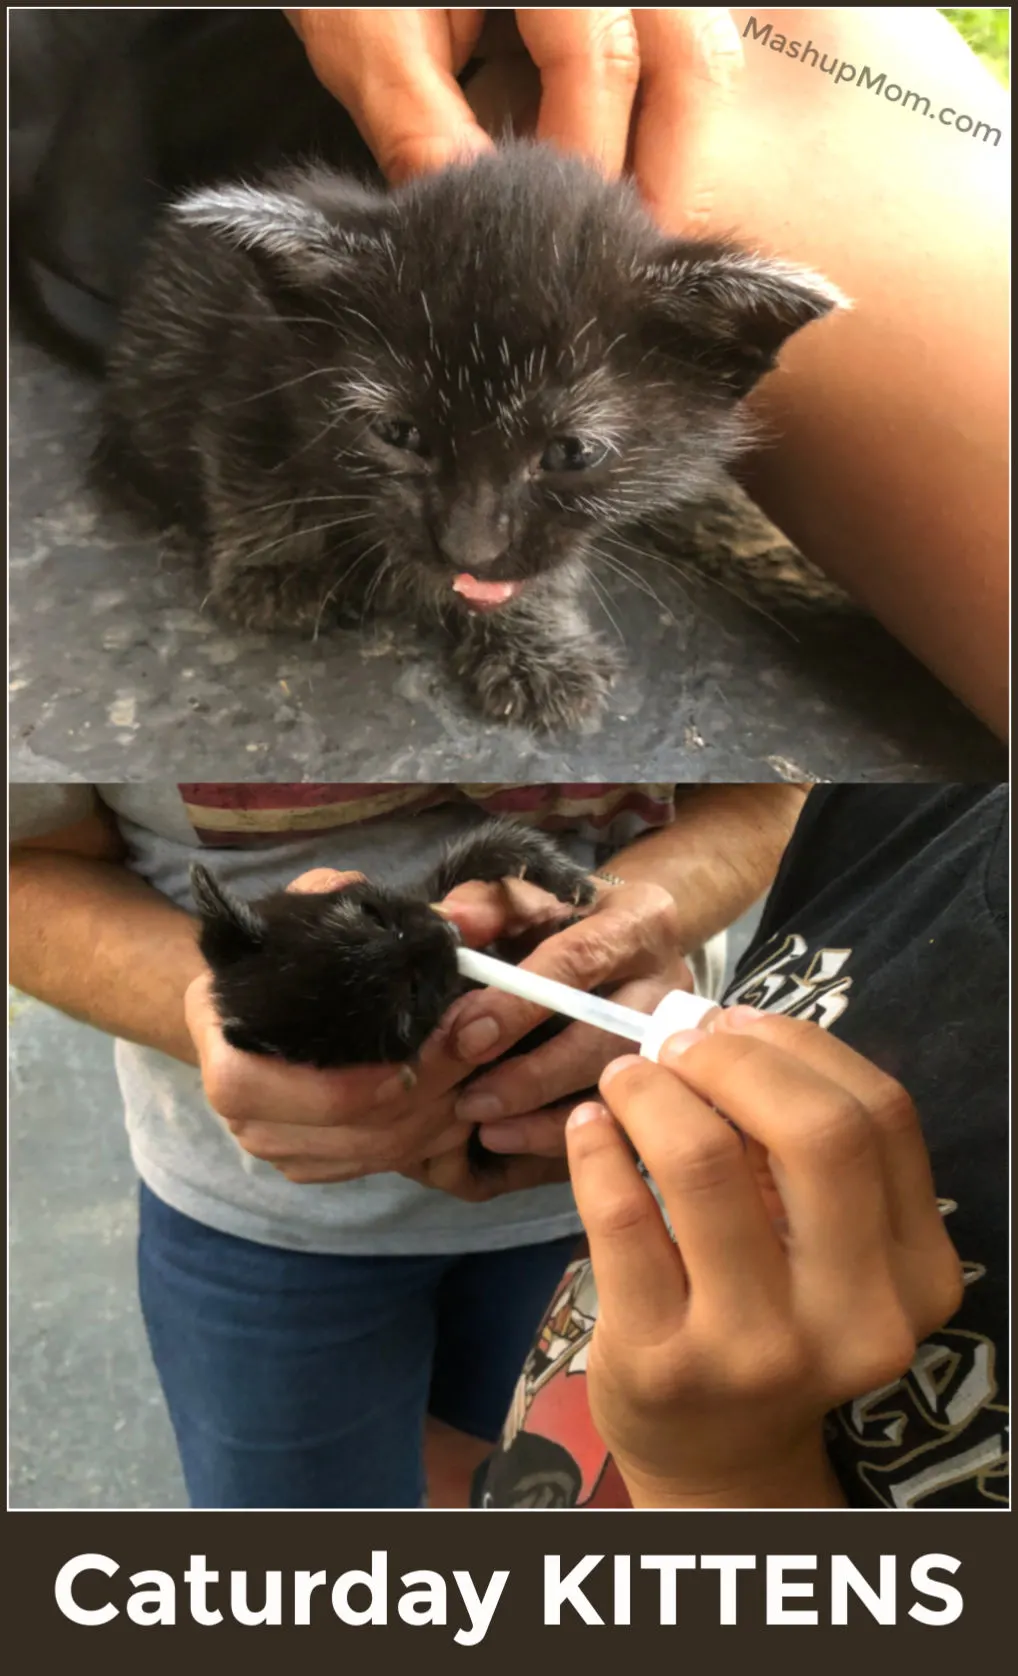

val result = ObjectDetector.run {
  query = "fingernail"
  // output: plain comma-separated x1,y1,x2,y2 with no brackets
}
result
713,1006,767,1030
657,1027,708,1061
567,1101,610,1131
455,1017,500,1060
479,1121,526,1152
598,1054,645,1089
373,1064,417,1106
455,1092,503,1123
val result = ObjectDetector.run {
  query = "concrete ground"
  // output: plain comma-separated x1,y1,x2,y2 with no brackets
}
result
10,329,1007,785
9,903,763,1510
9,989,187,1508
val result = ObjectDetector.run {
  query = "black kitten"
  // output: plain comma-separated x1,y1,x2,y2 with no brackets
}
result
95,142,847,731
191,817,595,1069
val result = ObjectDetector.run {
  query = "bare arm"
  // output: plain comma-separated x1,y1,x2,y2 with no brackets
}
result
595,782,807,952
715,8,1009,741
9,810,205,1064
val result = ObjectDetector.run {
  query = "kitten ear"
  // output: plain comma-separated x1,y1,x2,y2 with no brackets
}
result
171,183,386,285
640,242,850,394
190,865,266,966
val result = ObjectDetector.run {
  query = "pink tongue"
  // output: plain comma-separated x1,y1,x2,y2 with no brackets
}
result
452,573,524,608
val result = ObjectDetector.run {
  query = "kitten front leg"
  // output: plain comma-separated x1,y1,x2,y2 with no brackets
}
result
425,820,597,908
205,510,350,635
447,591,620,732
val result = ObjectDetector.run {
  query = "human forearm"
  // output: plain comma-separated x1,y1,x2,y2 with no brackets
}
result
604,784,806,951
9,844,204,1064
709,9,1008,737
622,1441,847,1510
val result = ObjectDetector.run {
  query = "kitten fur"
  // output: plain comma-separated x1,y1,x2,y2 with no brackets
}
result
192,817,598,1173
192,816,595,1066
96,142,847,731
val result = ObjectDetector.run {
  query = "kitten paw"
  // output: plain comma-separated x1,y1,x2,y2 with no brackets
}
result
209,563,340,635
464,644,619,733
512,851,597,908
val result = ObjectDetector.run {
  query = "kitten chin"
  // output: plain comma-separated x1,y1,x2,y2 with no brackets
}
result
191,817,598,1173
96,141,848,732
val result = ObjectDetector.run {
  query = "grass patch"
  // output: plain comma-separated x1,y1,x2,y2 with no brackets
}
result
941,8,1010,85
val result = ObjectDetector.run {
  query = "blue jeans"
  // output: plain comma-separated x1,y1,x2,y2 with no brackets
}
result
137,1182,578,1509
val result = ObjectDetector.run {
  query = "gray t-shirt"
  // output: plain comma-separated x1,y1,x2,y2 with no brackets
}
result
11,782,715,1255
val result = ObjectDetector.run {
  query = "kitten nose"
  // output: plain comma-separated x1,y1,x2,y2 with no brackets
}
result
432,490,509,570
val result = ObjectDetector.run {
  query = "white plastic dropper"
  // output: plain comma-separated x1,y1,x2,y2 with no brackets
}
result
455,946,717,1064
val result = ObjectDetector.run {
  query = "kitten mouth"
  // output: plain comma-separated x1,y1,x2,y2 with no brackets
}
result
451,573,526,612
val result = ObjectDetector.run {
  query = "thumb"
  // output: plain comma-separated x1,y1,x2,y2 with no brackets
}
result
436,876,577,946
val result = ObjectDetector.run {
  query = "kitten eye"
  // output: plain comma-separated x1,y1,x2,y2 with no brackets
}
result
359,902,389,931
373,418,426,454
539,436,611,473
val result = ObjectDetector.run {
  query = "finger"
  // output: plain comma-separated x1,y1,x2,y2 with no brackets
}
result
629,7,743,230
515,8,641,178
565,1101,685,1342
598,1055,786,1322
449,896,660,1064
653,1033,894,1298
226,1103,455,1175
455,976,668,1121
411,1146,571,1201
435,876,574,948
704,1010,947,1252
478,1102,573,1157
286,867,365,894
289,9,492,182
186,975,405,1126
491,1152,572,1193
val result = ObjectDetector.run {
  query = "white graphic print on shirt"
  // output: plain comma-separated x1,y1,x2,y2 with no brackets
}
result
723,934,1006,1508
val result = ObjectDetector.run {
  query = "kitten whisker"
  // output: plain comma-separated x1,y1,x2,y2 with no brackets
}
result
230,512,375,567
637,521,801,642
311,541,386,640
583,566,626,645
248,493,376,516
591,546,677,620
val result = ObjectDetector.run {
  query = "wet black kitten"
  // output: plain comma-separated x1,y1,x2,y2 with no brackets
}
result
191,817,595,1069
96,142,846,730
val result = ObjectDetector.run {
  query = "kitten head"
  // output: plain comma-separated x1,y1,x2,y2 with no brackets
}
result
191,865,462,1066
174,144,847,616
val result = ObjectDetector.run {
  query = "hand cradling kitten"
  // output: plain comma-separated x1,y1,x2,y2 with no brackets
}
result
191,818,599,1174
96,142,847,732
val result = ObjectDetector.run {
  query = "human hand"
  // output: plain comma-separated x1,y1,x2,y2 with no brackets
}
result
565,1008,965,1508
447,880,695,1158
402,1144,571,1204
185,864,576,1184
285,9,742,227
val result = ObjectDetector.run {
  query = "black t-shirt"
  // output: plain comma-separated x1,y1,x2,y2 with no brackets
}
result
476,784,1009,1509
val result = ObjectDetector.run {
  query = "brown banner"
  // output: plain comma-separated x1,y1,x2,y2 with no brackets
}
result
9,1506,1012,1666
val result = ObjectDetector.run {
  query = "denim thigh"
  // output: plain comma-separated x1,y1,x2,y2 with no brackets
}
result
137,1182,576,1508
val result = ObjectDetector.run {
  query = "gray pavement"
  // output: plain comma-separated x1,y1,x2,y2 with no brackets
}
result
10,329,1007,785
9,990,186,1508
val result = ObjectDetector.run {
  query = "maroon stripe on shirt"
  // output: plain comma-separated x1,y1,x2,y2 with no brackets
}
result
178,784,676,847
